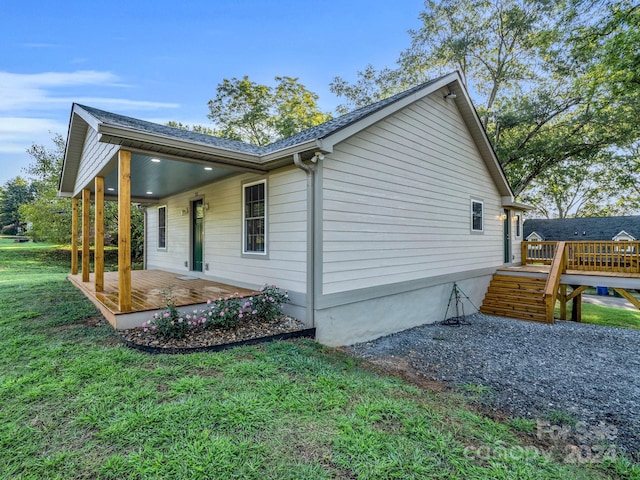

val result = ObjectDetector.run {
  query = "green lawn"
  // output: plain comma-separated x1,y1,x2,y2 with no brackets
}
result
555,301,640,330
1,243,638,479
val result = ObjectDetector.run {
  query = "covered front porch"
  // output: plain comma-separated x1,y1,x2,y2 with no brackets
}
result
69,269,259,329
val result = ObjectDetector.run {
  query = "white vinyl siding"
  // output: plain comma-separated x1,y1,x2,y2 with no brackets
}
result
322,91,504,294
145,166,306,292
74,127,118,196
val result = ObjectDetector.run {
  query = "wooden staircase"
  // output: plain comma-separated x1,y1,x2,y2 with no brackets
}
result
480,274,549,323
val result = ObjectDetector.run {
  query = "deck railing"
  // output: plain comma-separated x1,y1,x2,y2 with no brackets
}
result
522,241,640,274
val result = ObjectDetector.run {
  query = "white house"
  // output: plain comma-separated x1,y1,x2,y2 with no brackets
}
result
59,70,527,346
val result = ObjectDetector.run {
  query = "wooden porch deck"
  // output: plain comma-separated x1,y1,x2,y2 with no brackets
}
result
68,270,259,329
499,264,640,279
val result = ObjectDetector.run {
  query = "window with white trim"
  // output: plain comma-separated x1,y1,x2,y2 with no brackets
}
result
515,214,521,237
471,200,483,232
158,205,167,249
242,180,266,254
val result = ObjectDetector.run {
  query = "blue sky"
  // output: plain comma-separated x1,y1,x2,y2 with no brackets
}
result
0,0,425,186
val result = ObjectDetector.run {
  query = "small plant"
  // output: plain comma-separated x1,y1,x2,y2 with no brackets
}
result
508,417,537,434
143,289,195,339
545,409,579,427
253,284,289,321
144,302,191,339
202,294,247,329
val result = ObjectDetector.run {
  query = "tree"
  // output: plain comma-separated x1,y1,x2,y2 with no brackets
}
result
19,135,145,260
166,121,215,135
329,0,640,201
207,76,331,145
0,177,34,234
18,135,72,243
519,155,634,218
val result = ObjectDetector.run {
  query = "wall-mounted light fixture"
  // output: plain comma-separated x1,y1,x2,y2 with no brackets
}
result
444,91,457,100
181,207,189,216
204,203,210,211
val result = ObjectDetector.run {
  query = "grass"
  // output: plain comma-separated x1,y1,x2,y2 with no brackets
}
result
555,301,640,331
1,242,639,479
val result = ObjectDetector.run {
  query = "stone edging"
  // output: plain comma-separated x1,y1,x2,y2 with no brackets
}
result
119,328,316,354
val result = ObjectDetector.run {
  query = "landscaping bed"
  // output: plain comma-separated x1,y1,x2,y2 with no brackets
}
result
119,315,314,353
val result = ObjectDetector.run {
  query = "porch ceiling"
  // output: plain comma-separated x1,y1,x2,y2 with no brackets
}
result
95,152,238,201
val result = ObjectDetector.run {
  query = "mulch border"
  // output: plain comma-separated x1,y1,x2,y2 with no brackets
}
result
119,328,316,354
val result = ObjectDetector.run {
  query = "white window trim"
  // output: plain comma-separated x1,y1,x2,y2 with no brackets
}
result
242,179,268,256
471,199,484,233
157,205,167,250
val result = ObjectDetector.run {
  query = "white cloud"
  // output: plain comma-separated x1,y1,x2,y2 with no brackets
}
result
0,70,179,111
0,69,182,185
0,117,67,154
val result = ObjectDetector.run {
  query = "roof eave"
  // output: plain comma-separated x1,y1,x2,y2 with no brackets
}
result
318,72,460,152
451,75,514,199
59,104,91,196
97,124,262,166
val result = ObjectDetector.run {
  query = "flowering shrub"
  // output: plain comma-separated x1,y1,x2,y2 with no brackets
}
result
202,294,246,329
144,301,191,339
253,284,289,321
145,284,290,338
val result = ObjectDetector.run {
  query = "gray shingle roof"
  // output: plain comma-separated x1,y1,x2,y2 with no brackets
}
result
265,77,442,152
523,216,640,241
77,104,266,155
76,75,446,158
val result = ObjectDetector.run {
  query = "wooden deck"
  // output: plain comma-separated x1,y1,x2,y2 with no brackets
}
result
500,264,640,279
68,270,259,329
483,241,640,323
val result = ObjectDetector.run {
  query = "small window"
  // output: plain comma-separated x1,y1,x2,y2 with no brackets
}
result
158,205,167,249
471,200,483,232
515,215,521,237
243,180,266,254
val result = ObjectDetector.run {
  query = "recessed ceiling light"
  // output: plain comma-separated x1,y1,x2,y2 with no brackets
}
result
107,187,115,192
204,167,213,171
151,158,161,163
146,191,153,195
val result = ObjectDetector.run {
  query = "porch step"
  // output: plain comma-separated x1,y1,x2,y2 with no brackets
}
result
480,274,549,323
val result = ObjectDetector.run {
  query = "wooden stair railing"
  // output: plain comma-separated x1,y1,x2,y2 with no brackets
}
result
543,241,566,323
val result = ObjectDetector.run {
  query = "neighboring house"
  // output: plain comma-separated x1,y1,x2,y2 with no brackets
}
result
524,216,640,242
59,70,527,346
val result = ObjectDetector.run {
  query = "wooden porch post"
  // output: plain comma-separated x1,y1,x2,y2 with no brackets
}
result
82,188,91,282
118,150,132,311
571,293,582,322
559,284,567,320
94,176,105,292
71,197,78,275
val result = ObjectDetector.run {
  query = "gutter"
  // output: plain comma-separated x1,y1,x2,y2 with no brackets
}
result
293,152,323,327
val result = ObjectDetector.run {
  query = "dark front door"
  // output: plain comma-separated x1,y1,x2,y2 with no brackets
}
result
503,209,510,263
192,199,204,272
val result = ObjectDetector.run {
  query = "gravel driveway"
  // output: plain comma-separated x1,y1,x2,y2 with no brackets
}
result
346,314,640,459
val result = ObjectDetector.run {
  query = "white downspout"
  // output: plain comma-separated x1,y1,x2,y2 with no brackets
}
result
293,152,322,327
